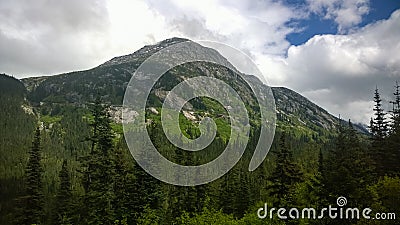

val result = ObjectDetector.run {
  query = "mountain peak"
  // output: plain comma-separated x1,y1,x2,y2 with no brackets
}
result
19,37,368,135
100,37,191,67
157,37,190,45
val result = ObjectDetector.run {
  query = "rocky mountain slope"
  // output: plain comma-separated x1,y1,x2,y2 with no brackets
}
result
18,37,366,137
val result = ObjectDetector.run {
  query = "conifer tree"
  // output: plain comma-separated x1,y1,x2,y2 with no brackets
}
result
304,149,327,207
232,167,250,218
217,161,249,218
55,159,72,224
387,81,400,175
389,81,400,134
218,165,236,215
370,87,388,139
268,133,302,206
82,98,116,224
17,127,44,224
128,121,161,222
326,121,373,207
113,139,137,224
369,87,390,176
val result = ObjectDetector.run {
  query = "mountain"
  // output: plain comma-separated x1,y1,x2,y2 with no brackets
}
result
17,37,366,139
0,38,371,224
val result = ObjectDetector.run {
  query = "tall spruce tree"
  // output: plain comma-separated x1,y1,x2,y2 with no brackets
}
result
17,127,44,224
389,81,400,134
369,87,390,176
326,121,373,207
268,133,302,207
113,139,137,224
82,98,116,224
370,87,388,139
304,149,328,208
127,121,161,223
55,159,72,225
387,81,400,175
218,162,250,218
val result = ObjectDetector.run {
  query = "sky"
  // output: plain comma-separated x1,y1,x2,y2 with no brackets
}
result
0,0,399,124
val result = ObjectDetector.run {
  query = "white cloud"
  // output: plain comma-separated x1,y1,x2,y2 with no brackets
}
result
303,88,374,123
268,9,400,123
0,0,301,77
0,0,111,76
142,0,301,55
306,0,370,32
0,0,398,124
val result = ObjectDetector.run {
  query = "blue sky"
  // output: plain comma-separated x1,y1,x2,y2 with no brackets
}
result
287,0,400,45
0,0,399,124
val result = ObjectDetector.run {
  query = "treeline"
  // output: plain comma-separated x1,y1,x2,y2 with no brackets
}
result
2,82,400,225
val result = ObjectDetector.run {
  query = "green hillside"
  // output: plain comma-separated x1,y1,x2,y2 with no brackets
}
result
0,39,398,224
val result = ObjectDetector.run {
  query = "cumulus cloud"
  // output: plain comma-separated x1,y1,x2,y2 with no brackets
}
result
146,0,302,55
0,0,301,77
306,0,370,32
271,9,400,123
0,0,398,124
0,0,111,76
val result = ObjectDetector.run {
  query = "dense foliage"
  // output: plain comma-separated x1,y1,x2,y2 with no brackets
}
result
1,73,399,224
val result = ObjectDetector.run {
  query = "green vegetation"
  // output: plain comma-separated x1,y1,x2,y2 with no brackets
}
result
15,127,44,225
41,115,62,125
1,71,399,225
